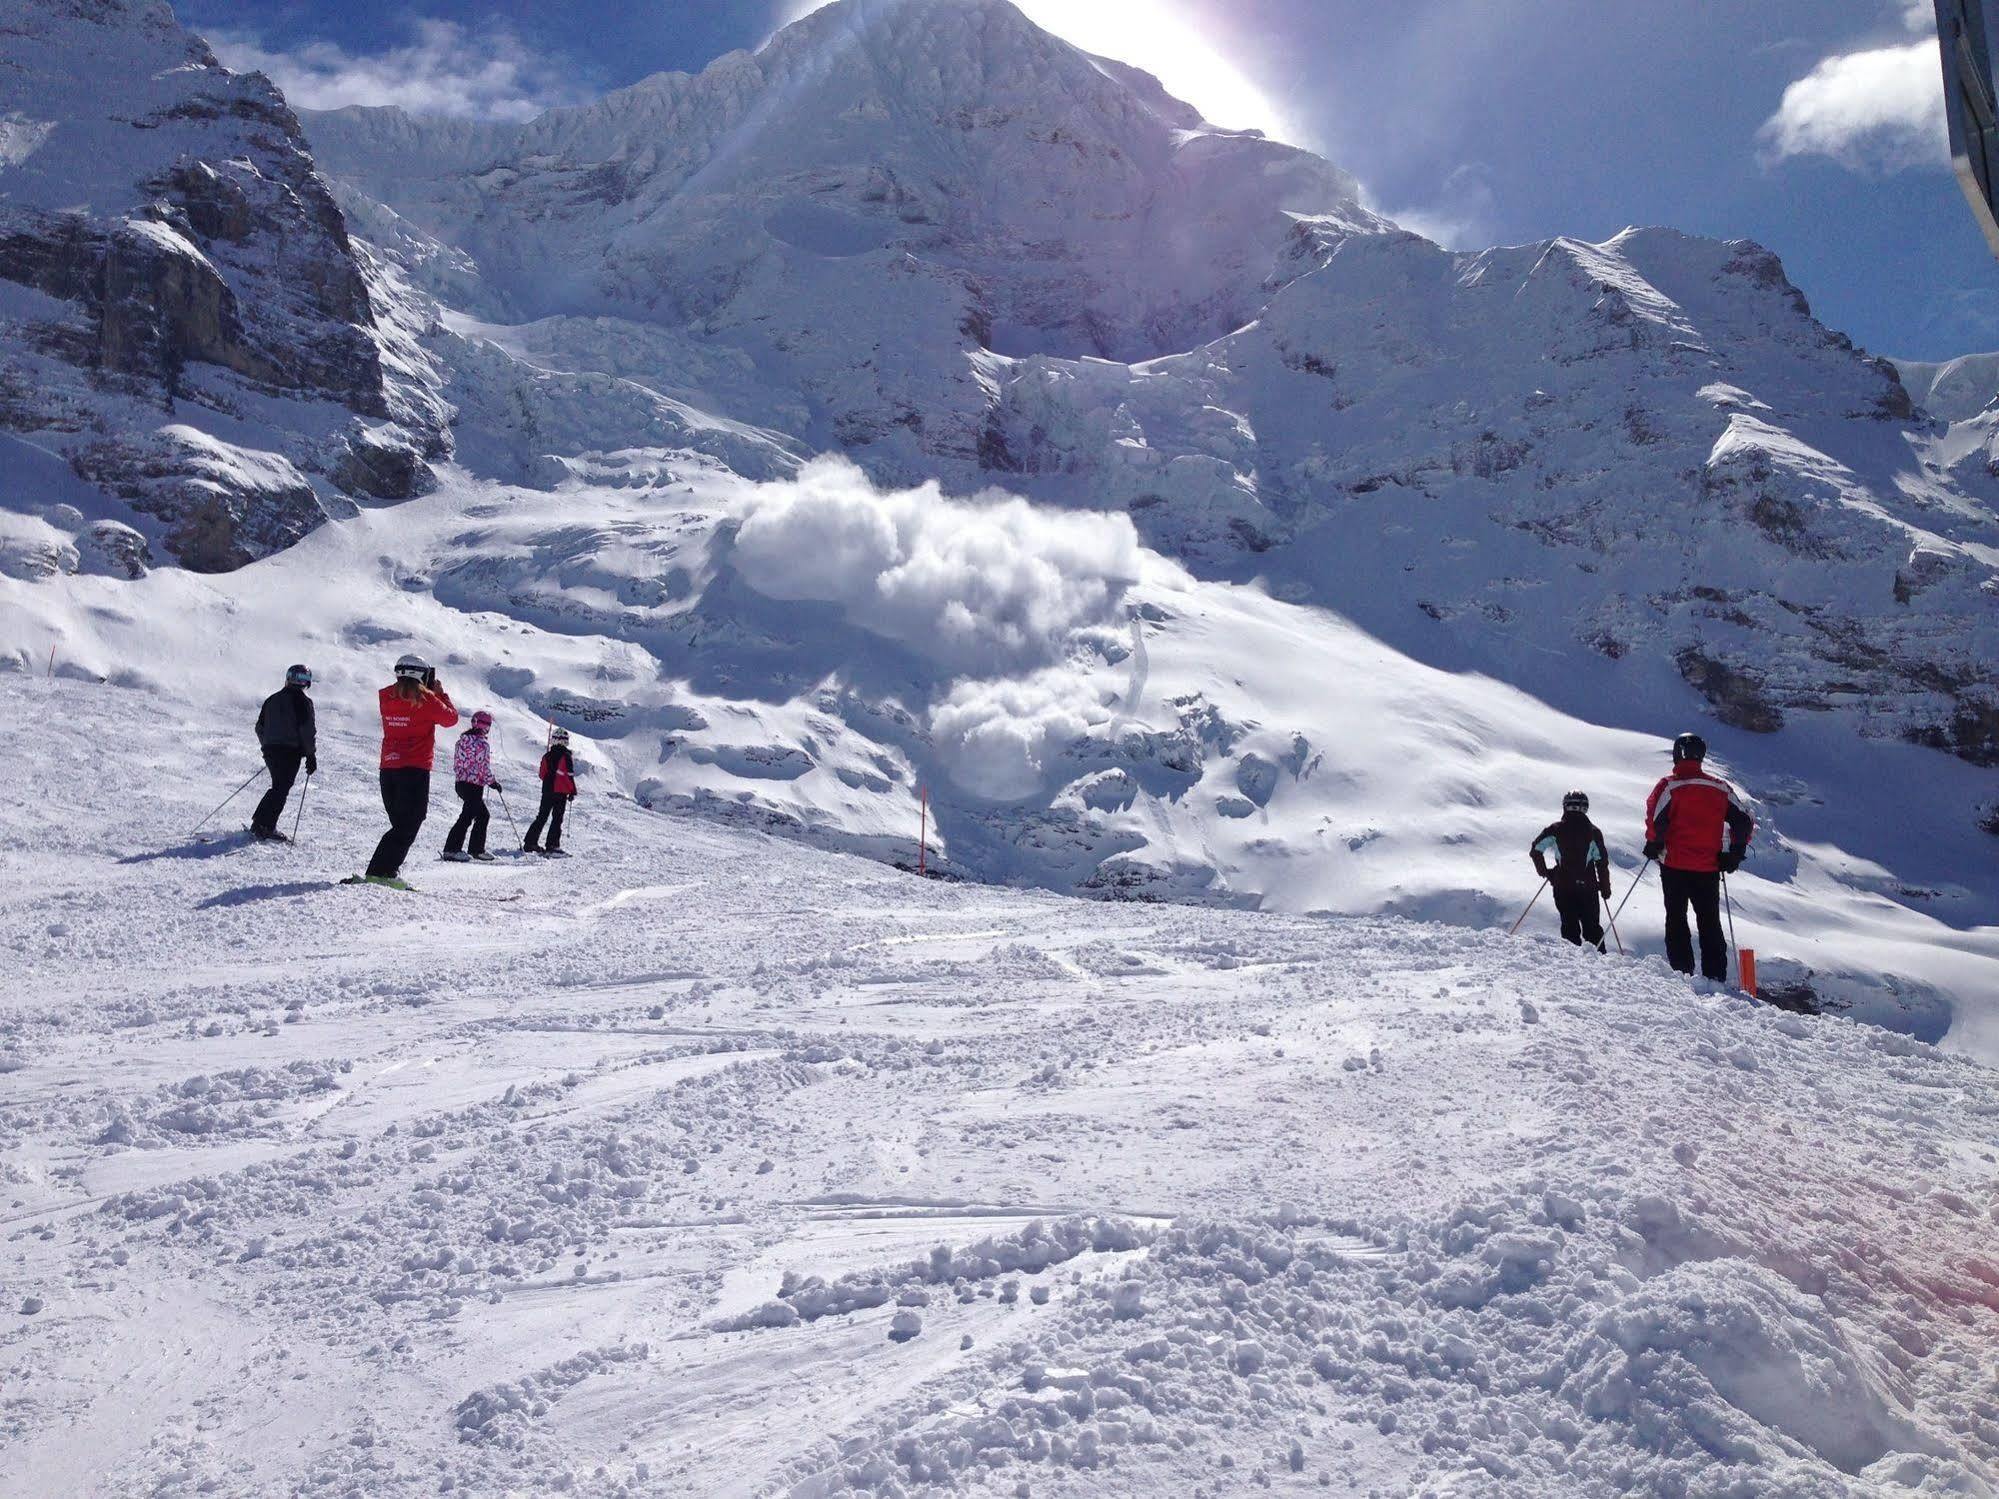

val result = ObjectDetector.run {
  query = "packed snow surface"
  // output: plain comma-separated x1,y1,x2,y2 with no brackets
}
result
3,676,1998,1498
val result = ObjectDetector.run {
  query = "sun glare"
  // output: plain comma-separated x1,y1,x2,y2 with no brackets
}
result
776,0,1295,142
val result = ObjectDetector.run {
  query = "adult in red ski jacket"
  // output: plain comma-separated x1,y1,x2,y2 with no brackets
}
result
363,654,459,882
523,728,577,857
1642,732,1753,981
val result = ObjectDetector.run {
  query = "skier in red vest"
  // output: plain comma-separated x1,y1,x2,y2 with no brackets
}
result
361,654,458,887
1643,732,1754,981
523,728,578,858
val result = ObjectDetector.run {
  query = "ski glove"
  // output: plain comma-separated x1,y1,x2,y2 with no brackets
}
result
1642,840,1664,861
305,756,317,776
491,781,501,793
1717,849,1743,874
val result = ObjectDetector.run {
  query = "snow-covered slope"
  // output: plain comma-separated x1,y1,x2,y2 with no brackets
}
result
1896,351,1999,424
2,0,1996,1049
0,0,446,575
4,674,1997,1498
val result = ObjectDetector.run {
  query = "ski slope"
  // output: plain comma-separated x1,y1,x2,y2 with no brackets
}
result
8,455,1998,1056
2,674,1996,1498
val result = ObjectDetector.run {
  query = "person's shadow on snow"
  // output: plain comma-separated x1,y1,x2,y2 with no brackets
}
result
118,831,258,863
196,881,341,909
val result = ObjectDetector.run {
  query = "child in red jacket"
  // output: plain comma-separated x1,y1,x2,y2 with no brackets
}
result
523,728,578,857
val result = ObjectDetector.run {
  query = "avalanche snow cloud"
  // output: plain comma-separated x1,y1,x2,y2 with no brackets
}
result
930,666,1117,800
729,458,1138,797
730,456,1140,674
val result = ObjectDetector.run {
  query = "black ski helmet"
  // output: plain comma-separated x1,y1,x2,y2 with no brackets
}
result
1562,790,1589,813
1671,732,1708,763
285,663,312,688
393,652,431,681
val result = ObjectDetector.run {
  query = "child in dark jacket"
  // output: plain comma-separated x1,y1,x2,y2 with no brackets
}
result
523,728,578,857
1530,791,1613,951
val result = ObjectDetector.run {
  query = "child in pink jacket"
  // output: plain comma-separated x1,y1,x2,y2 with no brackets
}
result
441,710,501,862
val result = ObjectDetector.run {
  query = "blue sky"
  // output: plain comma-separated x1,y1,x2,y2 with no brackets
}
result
183,0,1991,360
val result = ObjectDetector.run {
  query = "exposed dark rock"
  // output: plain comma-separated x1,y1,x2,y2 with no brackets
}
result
72,433,327,573
1676,648,1784,733
1893,547,1953,604
1904,700,1999,768
77,519,152,578
1744,492,1840,559
1227,516,1274,552
1864,357,1916,421
333,427,436,501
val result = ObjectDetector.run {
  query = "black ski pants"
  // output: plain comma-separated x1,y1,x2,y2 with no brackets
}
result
1661,866,1727,981
367,768,431,878
444,781,490,856
252,748,303,835
524,788,568,852
1552,883,1605,951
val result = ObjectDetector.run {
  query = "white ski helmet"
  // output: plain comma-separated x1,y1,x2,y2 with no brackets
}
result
393,653,431,680
550,727,570,743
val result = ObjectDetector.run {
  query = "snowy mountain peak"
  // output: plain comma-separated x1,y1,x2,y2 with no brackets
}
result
303,0,1371,368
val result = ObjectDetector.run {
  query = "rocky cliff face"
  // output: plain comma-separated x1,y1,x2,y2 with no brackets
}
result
0,0,446,572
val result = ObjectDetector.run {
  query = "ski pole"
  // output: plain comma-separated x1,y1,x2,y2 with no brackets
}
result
1608,859,1654,925
189,768,264,837
494,785,522,846
1507,879,1548,936
291,773,312,845
1601,891,1626,956
1722,872,1738,957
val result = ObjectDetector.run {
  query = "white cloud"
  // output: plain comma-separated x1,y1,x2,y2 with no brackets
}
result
207,20,582,122
1758,38,1947,171
1386,163,1499,250
730,456,1140,675
929,668,1112,800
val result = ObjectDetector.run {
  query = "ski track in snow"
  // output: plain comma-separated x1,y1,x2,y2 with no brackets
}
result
1,678,1996,1498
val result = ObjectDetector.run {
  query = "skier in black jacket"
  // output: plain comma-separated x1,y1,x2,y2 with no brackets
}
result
1529,791,1613,951
252,664,317,840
